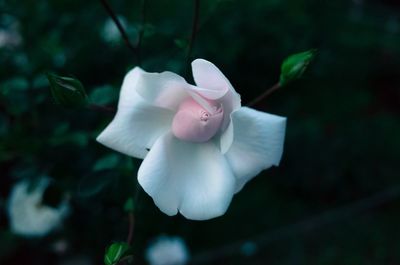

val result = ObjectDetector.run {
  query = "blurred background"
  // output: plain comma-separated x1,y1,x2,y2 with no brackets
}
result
1,0,400,264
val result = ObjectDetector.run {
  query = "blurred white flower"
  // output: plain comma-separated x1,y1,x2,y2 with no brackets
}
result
146,236,189,265
0,29,21,48
101,16,128,44
240,241,258,257
7,178,70,237
0,15,22,49
97,59,286,220
52,238,69,254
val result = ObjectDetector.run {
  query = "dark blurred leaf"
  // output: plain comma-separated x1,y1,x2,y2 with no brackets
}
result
0,77,30,115
141,23,156,39
93,154,121,171
174,38,188,49
0,231,18,259
0,77,29,94
49,122,89,147
0,114,9,135
89,85,118,106
123,197,135,213
77,170,115,198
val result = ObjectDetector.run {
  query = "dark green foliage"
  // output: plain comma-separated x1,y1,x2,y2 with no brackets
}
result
1,0,400,264
124,197,135,213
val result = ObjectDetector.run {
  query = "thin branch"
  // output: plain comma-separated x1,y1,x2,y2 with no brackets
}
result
133,180,142,207
99,0,138,61
246,82,280,107
126,180,141,245
187,0,200,64
190,186,400,264
126,212,135,245
87,104,115,113
135,0,147,66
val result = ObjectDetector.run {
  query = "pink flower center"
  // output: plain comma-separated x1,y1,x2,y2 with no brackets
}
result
172,97,224,142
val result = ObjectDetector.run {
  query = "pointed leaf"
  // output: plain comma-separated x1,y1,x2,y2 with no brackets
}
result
104,242,132,265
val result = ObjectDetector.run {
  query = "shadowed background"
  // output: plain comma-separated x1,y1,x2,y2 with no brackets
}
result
1,0,400,264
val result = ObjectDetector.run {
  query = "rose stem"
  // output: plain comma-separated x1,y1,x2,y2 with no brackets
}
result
87,104,115,113
246,82,281,107
127,181,141,245
187,0,200,66
135,0,147,66
99,0,140,64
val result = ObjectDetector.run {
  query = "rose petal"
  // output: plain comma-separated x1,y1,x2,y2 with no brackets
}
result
218,85,241,128
191,58,241,109
224,107,286,192
138,132,236,220
219,119,234,154
172,97,224,143
135,71,189,110
191,59,232,97
97,68,174,159
186,84,228,100
219,91,247,153
191,59,241,137
117,67,145,108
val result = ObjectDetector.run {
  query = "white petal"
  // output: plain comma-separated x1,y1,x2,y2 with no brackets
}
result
219,90,245,153
97,68,174,159
186,84,227,100
191,59,232,97
117,67,145,108
192,59,241,141
225,107,286,192
138,133,236,220
135,71,189,110
191,58,241,111
220,119,234,154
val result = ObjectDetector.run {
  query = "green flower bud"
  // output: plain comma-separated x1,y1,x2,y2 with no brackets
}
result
104,242,131,265
280,49,317,86
46,72,88,108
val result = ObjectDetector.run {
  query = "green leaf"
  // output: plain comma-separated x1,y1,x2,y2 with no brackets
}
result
0,77,29,94
123,197,135,213
174,38,188,49
89,85,118,105
280,49,317,86
0,77,30,115
46,72,88,108
93,154,120,171
77,171,115,198
141,23,156,38
104,242,132,265
0,231,18,259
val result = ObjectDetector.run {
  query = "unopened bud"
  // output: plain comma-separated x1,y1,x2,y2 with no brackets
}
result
280,49,316,86
46,73,88,108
